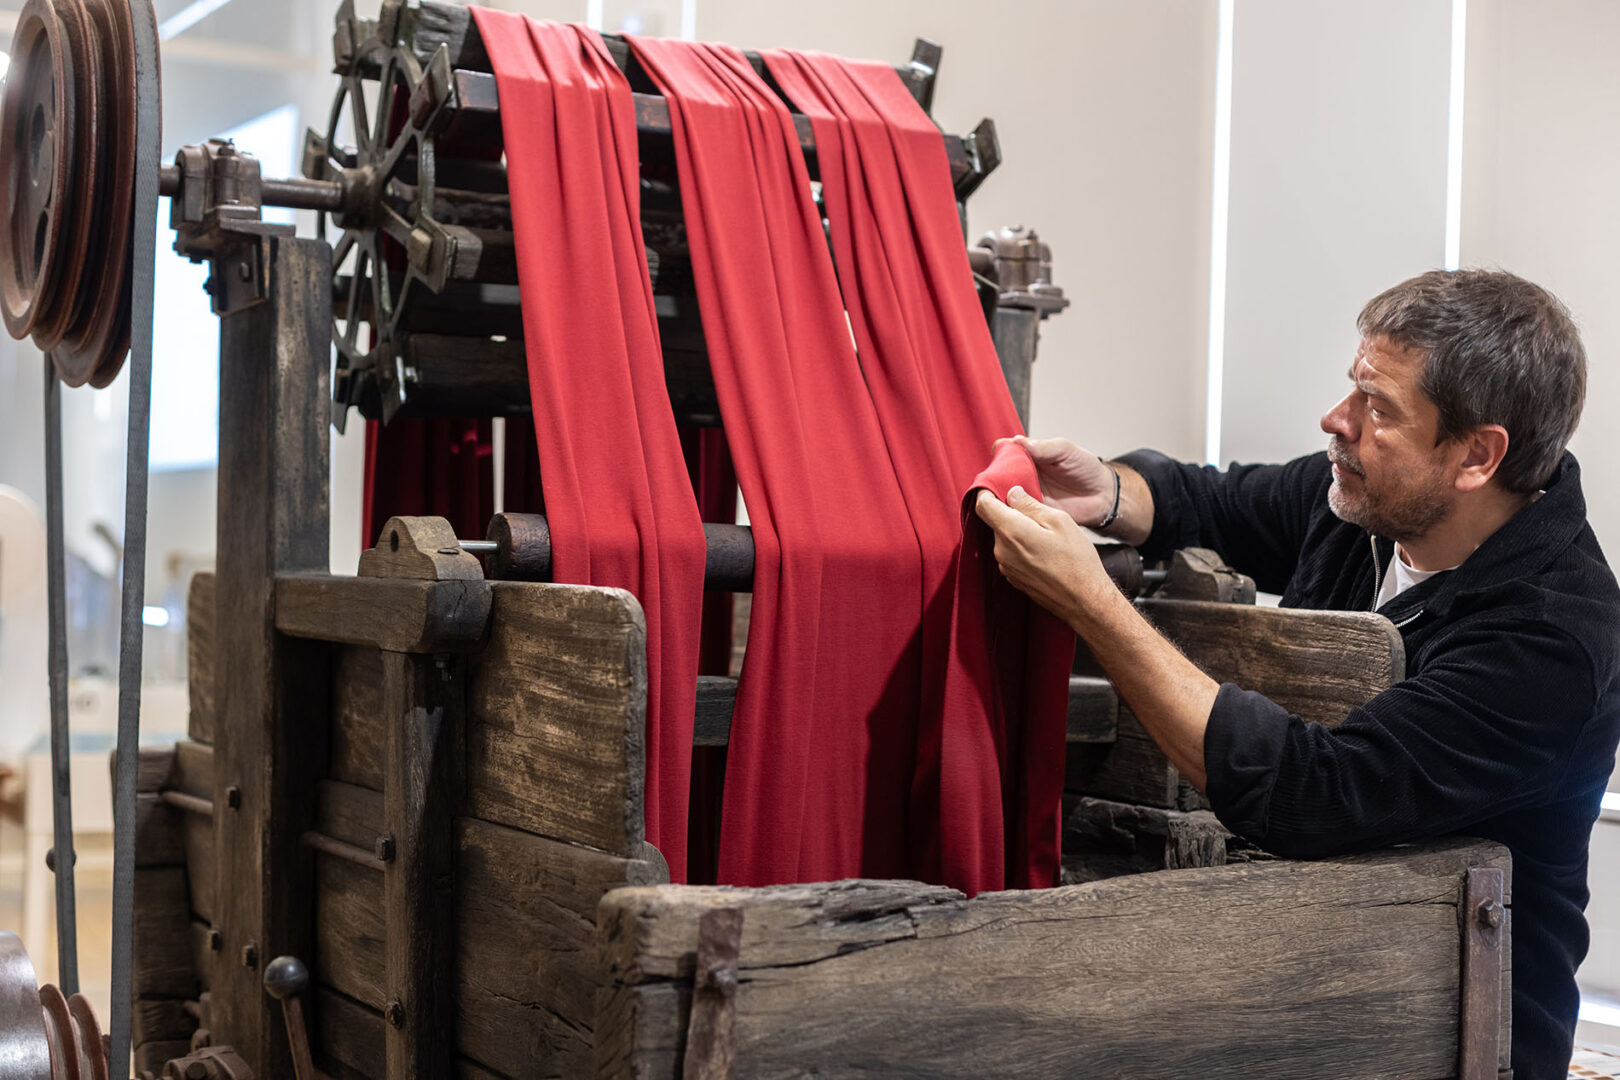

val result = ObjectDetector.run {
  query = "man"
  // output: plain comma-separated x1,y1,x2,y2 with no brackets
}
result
976,269,1620,1079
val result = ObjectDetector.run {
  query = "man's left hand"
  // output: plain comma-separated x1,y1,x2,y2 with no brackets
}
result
974,486,1119,628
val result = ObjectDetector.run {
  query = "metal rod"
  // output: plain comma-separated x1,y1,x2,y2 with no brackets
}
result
458,540,497,555
42,359,78,996
299,831,388,874
261,177,344,213
111,3,163,1069
159,790,215,818
157,165,344,213
484,512,1147,598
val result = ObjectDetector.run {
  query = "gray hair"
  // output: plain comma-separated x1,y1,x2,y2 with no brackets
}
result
1357,269,1586,493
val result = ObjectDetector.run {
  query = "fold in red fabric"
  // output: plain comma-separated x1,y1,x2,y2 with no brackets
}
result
362,418,493,545
628,36,926,885
470,10,708,881
763,51,1076,891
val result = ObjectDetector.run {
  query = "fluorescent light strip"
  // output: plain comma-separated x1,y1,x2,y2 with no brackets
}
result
1443,0,1467,270
1204,0,1235,467
157,0,236,41
681,0,697,41
586,0,604,31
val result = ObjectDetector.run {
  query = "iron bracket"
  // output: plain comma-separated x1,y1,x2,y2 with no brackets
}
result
682,906,743,1080
1458,865,1508,1080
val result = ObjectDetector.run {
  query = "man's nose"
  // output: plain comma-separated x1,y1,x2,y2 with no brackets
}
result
1321,393,1357,440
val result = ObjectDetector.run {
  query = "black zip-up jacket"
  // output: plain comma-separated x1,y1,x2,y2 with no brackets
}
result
1117,448,1620,1080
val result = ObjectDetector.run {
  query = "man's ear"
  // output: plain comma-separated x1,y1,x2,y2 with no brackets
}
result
1455,424,1510,493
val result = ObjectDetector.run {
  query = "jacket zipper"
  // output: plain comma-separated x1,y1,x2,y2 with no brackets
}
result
1369,535,1384,611
1371,534,1426,628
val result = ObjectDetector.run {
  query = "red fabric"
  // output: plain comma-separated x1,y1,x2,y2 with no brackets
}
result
471,10,708,881
362,418,494,545
763,51,1075,891
628,37,925,885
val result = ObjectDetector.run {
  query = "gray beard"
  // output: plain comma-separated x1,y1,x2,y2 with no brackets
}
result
1328,473,1452,543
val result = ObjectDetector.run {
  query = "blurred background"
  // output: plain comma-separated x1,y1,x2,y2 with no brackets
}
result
0,0,1616,1038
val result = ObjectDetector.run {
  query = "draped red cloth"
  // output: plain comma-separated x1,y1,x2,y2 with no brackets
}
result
368,19,1074,893
629,37,925,885
469,11,708,881
763,52,1075,890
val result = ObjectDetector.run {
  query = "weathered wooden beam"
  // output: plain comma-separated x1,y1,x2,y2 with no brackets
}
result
275,573,492,653
211,234,333,1076
1071,600,1406,808
382,649,464,1079
597,839,1509,1080
187,571,216,744
330,646,385,791
307,792,666,1078
692,674,1118,747
466,582,647,855
1060,793,1247,884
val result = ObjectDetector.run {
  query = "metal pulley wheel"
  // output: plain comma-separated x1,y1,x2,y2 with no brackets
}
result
0,931,111,1080
0,0,141,387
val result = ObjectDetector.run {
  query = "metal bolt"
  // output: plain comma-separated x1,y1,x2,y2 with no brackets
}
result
44,847,74,872
207,929,222,952
374,835,395,863
236,261,251,282
384,1000,405,1028
184,1062,209,1080
1477,899,1505,930
226,786,242,809
240,943,258,969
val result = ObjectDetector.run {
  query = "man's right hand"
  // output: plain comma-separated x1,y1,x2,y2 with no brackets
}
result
1000,435,1116,527
997,434,1155,546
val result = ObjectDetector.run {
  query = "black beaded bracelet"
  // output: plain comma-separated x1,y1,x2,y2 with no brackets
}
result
1095,460,1122,531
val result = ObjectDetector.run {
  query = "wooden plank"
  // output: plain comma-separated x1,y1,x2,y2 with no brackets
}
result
466,581,647,855
597,839,1507,1080
188,571,217,744
383,650,465,1079
314,854,386,1010
330,645,385,791
168,739,218,923
1060,793,1240,884
135,794,185,869
133,867,199,1000
695,674,1118,748
212,233,333,1077
134,1039,193,1075
132,997,197,1053
276,573,492,653
315,780,385,851
173,739,213,798
1070,601,1406,807
120,746,176,794
313,985,385,1080
456,817,667,1079
188,919,215,996
1066,706,1179,807
1136,599,1405,724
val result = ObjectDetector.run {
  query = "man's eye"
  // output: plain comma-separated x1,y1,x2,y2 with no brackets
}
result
1369,405,1385,421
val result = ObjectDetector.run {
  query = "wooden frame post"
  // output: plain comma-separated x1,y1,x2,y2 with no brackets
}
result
211,233,332,1076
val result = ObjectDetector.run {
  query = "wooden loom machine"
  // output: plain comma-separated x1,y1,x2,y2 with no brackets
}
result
0,0,1513,1077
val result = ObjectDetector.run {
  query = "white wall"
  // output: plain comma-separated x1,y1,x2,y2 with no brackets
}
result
1219,0,1452,467
695,0,1218,463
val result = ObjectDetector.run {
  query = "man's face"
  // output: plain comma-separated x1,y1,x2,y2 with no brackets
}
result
1319,336,1455,542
